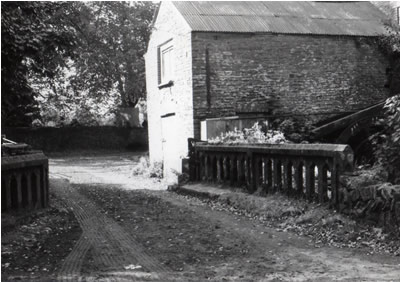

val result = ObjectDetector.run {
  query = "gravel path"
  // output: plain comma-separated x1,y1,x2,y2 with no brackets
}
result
52,177,170,281
47,153,400,281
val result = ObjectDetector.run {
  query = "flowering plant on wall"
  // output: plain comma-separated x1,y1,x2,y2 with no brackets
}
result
208,122,287,145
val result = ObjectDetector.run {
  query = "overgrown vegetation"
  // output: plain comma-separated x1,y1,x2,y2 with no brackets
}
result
373,95,400,184
373,26,400,184
208,122,287,145
1,2,155,127
131,156,163,179
272,117,315,143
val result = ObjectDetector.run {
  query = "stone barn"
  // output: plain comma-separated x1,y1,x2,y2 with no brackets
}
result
145,1,390,182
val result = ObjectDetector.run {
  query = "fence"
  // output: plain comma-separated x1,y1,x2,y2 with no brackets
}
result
2,151,49,212
188,139,354,206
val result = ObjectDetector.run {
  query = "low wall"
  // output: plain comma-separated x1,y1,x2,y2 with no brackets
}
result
189,140,354,207
340,171,400,231
3,127,148,152
2,151,49,212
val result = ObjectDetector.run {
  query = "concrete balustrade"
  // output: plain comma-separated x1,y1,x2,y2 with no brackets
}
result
188,139,354,207
1,152,49,212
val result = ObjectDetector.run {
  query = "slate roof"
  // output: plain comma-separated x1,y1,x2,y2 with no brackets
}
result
172,1,389,36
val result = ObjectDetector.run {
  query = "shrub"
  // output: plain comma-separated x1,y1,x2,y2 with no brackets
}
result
274,118,315,143
131,156,163,178
374,95,400,184
208,122,287,145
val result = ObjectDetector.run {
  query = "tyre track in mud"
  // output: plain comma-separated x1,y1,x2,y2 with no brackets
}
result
52,177,171,281
158,191,400,281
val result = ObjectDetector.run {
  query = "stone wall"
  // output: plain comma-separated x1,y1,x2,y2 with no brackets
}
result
340,170,400,231
3,127,148,152
191,32,390,139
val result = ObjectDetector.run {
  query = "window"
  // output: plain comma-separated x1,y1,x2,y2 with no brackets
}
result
158,40,174,87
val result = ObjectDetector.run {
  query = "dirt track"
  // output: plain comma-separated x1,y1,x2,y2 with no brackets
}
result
43,153,400,280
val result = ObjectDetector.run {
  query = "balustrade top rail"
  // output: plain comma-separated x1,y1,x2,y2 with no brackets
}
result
188,139,354,207
194,143,353,165
2,152,48,171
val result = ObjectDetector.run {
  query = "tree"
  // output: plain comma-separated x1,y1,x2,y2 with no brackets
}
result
1,1,78,126
375,26,400,183
2,2,155,127
379,26,400,95
70,1,156,108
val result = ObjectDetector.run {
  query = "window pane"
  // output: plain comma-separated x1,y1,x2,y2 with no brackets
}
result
161,45,173,83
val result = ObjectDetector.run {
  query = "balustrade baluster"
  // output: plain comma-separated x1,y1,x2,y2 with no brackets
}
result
294,162,304,197
258,157,263,187
196,152,201,181
283,160,293,195
209,154,214,181
26,171,33,208
247,156,255,192
45,168,49,205
216,156,222,182
305,162,315,201
16,174,22,210
5,176,12,211
264,159,272,193
251,156,260,191
229,156,236,186
35,170,42,208
203,154,210,181
317,163,328,203
262,158,267,189
244,158,250,190
212,155,217,181
223,156,229,182
238,157,245,186
331,164,340,208
273,159,282,192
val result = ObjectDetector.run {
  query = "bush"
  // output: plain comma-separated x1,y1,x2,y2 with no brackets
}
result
208,122,287,145
274,118,315,143
374,95,400,184
131,156,163,178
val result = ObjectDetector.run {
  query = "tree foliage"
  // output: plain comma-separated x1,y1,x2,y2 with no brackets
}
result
374,95,400,184
70,1,155,107
2,1,156,127
379,26,400,95
1,1,78,126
